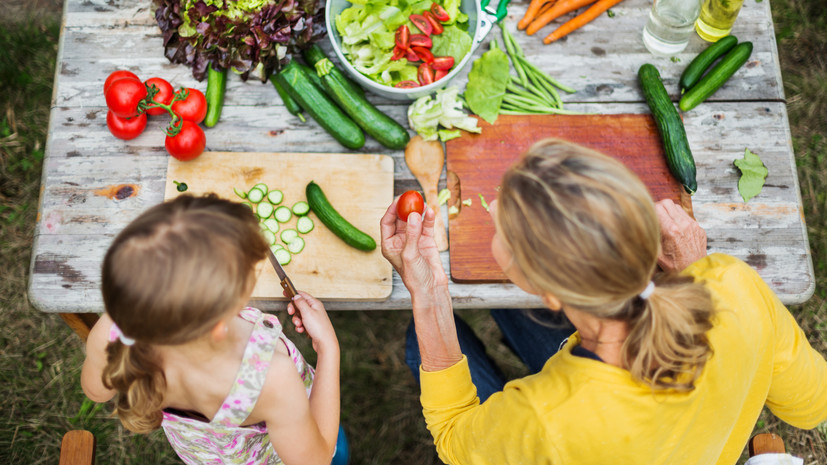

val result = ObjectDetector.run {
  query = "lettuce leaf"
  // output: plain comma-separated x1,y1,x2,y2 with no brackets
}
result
407,86,480,141
734,148,768,203
464,48,510,124
432,25,472,66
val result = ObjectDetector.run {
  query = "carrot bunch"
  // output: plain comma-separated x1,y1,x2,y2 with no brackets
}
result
518,0,626,44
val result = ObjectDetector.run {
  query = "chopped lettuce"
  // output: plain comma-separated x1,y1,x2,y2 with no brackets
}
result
407,86,481,141
336,0,472,87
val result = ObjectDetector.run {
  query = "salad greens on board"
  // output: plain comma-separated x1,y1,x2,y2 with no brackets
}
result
153,0,326,82
335,0,471,87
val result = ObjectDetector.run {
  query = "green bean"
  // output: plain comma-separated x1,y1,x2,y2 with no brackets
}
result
515,55,576,94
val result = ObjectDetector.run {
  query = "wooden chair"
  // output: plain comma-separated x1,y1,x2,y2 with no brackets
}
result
59,430,95,465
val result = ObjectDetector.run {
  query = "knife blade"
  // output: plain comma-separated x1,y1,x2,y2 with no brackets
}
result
266,248,298,299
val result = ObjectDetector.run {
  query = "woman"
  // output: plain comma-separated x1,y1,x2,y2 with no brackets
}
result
380,139,827,464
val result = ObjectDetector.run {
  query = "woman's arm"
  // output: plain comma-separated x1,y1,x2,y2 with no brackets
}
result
655,199,707,272
380,199,462,371
80,313,117,402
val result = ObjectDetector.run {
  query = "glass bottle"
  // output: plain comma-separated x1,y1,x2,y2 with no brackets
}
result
695,0,746,42
642,0,703,56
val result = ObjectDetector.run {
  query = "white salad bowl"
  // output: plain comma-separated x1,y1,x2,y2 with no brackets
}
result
325,0,483,100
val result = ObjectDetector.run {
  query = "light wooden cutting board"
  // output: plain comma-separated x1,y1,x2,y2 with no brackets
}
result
164,152,395,301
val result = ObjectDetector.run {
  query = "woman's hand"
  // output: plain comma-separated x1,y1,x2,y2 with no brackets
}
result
655,199,707,272
287,291,337,353
380,196,449,299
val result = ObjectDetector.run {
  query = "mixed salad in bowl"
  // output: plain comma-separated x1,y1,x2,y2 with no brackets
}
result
334,0,473,88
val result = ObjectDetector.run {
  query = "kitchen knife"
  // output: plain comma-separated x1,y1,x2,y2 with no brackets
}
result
267,248,298,299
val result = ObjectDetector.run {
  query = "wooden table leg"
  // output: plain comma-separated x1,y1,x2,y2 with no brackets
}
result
59,313,100,342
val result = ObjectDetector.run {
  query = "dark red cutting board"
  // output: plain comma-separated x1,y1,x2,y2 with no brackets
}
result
445,114,692,283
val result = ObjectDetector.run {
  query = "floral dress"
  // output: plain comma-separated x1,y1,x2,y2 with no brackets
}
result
160,307,315,465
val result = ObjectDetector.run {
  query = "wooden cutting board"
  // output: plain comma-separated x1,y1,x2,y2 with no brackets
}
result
445,114,692,283
164,152,394,300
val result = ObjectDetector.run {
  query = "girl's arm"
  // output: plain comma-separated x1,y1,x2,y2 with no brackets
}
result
80,313,117,402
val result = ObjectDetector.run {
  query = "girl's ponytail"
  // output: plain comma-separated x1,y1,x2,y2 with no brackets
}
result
622,273,715,391
102,340,165,433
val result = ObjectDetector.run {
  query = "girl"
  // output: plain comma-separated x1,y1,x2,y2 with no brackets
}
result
81,194,341,465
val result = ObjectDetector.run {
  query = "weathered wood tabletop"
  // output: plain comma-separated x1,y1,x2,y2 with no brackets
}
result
29,0,814,314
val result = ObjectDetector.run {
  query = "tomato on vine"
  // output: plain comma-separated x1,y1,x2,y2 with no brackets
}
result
165,120,206,161
106,111,147,140
143,77,174,116
171,88,207,124
103,70,140,95
105,78,148,118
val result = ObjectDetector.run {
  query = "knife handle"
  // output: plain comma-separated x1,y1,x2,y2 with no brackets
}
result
281,278,298,299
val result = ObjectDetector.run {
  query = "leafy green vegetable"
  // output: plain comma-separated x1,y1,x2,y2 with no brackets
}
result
733,148,768,202
335,0,470,87
465,48,510,124
438,129,462,142
407,86,480,141
153,0,324,82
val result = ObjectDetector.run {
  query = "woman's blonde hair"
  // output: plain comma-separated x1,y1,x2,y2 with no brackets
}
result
497,139,714,391
101,194,268,432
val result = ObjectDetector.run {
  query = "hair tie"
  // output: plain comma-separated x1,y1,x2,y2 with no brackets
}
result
639,281,656,300
109,322,136,346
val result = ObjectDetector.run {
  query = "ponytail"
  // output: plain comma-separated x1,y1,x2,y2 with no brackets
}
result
622,273,715,391
102,340,166,433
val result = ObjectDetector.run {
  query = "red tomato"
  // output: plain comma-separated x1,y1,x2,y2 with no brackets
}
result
106,110,147,140
103,70,140,95
105,78,148,118
417,63,435,86
405,47,420,62
434,68,450,81
165,120,206,161
397,191,425,222
171,88,207,124
430,2,451,22
431,56,455,70
412,46,435,64
409,14,433,36
143,77,174,116
409,34,432,48
423,11,444,35
395,80,419,88
395,25,410,49
392,44,407,61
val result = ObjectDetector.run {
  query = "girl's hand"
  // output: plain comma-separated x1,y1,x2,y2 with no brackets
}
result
380,196,448,300
655,199,707,272
287,291,337,353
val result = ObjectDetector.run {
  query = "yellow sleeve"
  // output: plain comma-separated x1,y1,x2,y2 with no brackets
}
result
420,356,555,465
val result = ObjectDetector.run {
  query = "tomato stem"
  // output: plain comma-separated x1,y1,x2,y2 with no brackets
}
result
138,85,190,136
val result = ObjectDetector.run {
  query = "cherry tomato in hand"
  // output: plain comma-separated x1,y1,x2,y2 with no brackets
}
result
105,78,148,118
103,70,140,95
143,77,174,116
397,190,425,222
165,120,206,161
171,88,207,124
106,110,147,140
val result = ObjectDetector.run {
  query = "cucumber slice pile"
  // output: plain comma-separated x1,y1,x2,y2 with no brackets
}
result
234,182,316,266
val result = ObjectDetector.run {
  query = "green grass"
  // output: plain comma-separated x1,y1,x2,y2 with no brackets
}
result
0,0,825,463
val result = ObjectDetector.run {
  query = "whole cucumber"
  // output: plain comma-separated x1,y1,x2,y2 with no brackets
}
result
269,75,305,122
679,42,753,112
639,63,697,195
204,64,227,128
306,181,376,251
679,35,738,93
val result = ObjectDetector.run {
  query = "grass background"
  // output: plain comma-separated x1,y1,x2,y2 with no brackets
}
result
1,0,824,463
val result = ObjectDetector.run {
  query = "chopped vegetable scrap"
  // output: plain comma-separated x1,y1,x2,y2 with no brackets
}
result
733,148,768,203
478,193,489,211
437,188,451,205
461,198,472,207
407,86,481,141
173,180,188,192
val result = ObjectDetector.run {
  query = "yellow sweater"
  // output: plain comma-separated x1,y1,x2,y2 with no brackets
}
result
420,254,827,465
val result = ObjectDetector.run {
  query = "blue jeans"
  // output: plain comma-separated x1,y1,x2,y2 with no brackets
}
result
405,309,575,402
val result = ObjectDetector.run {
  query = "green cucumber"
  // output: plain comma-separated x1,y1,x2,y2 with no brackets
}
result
292,201,310,216
638,64,697,195
274,206,292,223
274,248,292,266
306,181,376,251
269,75,306,122
679,42,753,112
679,35,738,93
315,58,410,150
302,44,365,97
275,61,365,150
297,215,314,234
204,64,227,128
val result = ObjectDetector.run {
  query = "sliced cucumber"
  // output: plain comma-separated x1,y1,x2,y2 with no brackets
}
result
253,183,269,195
274,248,292,265
281,228,299,244
297,216,314,234
267,190,284,205
233,187,247,199
241,202,253,211
262,218,280,233
257,201,274,219
271,244,284,252
287,236,305,254
247,187,265,203
262,229,277,246
274,205,292,223
292,201,310,216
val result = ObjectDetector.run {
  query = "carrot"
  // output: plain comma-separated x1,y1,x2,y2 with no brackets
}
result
525,0,597,36
518,0,556,30
543,0,625,43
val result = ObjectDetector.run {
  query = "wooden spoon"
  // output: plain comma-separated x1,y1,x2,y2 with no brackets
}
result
405,135,449,251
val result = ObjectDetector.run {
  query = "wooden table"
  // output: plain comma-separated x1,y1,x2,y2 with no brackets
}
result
29,0,814,335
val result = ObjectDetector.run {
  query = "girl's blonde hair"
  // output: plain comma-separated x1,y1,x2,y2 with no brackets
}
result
497,139,714,391
101,194,268,432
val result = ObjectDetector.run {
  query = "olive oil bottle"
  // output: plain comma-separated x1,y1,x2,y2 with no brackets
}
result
695,0,745,42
